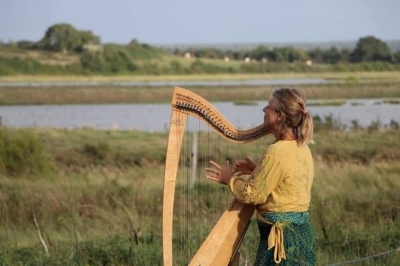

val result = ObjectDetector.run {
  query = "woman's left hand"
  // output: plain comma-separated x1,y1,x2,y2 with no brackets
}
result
205,160,233,185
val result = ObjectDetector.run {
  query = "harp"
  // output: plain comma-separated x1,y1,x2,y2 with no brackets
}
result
163,87,270,265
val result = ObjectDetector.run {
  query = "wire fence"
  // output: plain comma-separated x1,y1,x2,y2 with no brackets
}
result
327,246,400,266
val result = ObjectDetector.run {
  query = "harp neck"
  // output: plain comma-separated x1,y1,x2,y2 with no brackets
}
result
172,87,269,143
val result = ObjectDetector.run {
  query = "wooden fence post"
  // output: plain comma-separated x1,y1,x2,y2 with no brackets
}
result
189,132,197,189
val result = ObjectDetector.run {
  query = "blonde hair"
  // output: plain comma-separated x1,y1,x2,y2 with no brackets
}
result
271,88,314,146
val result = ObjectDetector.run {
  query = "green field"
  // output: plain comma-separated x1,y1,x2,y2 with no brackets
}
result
0,124,399,265
1,70,400,83
1,76,400,105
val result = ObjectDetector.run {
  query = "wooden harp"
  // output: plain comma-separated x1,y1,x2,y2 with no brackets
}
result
163,87,269,265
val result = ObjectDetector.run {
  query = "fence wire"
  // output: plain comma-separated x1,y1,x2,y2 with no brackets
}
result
327,246,400,266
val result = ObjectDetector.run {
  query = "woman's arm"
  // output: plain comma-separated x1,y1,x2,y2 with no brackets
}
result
229,153,283,205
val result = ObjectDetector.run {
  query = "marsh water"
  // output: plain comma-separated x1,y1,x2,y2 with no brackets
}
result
0,98,398,131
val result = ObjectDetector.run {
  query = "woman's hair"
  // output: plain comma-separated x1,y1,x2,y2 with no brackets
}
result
271,87,314,146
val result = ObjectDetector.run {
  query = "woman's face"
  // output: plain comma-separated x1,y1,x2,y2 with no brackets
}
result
262,97,280,130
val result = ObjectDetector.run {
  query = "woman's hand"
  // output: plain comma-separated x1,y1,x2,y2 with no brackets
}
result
205,160,233,185
233,156,256,175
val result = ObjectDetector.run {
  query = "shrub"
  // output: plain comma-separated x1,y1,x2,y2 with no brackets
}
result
0,127,54,177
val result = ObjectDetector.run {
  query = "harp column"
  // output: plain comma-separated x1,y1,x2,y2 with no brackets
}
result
162,109,188,266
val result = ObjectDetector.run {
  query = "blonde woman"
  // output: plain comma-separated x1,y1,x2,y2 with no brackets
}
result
206,88,317,265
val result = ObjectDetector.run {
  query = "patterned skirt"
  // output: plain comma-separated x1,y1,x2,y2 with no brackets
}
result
253,212,317,266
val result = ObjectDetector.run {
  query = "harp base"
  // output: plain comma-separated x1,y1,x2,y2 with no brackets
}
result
189,200,255,266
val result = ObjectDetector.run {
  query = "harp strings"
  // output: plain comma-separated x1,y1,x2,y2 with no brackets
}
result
174,114,258,265
165,87,272,266
172,113,271,265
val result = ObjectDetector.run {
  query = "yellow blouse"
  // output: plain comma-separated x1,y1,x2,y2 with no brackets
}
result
229,140,314,214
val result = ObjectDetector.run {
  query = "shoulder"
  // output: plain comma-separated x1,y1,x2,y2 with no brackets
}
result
266,141,310,160
266,141,294,155
258,143,284,166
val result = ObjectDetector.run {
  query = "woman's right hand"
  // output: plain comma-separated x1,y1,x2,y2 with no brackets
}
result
233,156,256,175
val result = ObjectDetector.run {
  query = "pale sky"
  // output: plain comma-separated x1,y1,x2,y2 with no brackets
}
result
1,0,398,45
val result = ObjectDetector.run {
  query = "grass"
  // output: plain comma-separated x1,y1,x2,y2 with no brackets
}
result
136,55,245,69
0,80,400,105
0,126,400,265
233,100,259,106
307,99,346,106
0,45,80,66
383,98,400,104
350,102,365,106
1,71,400,83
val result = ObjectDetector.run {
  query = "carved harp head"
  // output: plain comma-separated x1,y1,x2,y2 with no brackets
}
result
163,87,269,266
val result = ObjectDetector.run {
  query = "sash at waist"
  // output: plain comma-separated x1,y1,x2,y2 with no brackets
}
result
256,211,310,264
257,211,310,225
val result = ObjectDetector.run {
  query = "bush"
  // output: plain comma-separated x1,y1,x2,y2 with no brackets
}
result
0,56,81,76
0,127,54,177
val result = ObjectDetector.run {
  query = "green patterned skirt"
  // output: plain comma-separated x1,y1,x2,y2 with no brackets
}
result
254,212,317,266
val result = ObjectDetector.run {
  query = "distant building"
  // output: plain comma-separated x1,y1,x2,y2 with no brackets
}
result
8,40,16,46
83,44,104,53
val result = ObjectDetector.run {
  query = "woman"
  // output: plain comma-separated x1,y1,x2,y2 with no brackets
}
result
205,88,317,265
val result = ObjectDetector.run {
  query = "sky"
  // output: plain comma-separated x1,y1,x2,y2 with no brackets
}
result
1,0,399,45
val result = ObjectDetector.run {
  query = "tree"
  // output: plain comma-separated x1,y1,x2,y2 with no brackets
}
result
350,36,393,63
103,47,136,72
172,48,181,56
80,51,107,72
17,40,36,49
322,47,341,64
39,23,100,53
126,39,140,51
271,47,294,62
250,45,269,61
79,31,100,45
393,50,400,64
307,48,323,63
290,49,309,62
340,48,351,62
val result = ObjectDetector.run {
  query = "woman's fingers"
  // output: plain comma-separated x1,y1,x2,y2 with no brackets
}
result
234,161,243,170
205,175,220,182
233,171,242,176
209,160,221,169
205,160,233,184
205,167,220,174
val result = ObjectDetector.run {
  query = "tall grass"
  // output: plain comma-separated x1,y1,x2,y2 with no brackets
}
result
1,80,400,105
1,70,400,82
0,127,54,176
0,125,399,265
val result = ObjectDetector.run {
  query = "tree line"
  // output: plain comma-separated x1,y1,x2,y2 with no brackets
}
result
1,23,400,75
174,36,400,64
